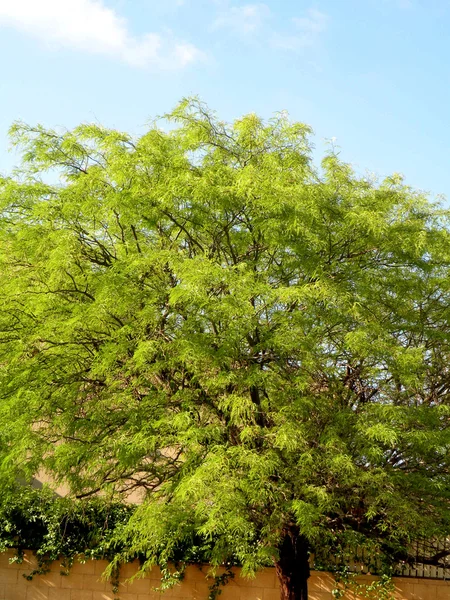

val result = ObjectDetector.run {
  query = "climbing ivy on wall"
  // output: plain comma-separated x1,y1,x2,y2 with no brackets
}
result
0,486,239,598
0,487,134,570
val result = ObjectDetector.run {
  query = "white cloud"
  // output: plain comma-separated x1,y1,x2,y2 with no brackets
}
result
211,3,270,35
271,8,328,51
0,0,203,69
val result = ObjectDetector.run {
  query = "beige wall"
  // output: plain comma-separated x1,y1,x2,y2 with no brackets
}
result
0,550,449,600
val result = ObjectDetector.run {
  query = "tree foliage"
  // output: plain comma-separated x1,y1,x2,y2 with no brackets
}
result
1,99,450,590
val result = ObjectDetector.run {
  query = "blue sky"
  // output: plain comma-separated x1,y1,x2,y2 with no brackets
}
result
0,0,449,197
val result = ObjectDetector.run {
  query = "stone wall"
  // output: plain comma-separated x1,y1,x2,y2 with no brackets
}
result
0,550,449,600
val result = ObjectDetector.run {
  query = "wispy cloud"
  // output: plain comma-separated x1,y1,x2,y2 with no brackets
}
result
394,0,413,8
271,8,328,51
379,0,413,9
211,3,270,35
210,3,328,54
0,0,204,69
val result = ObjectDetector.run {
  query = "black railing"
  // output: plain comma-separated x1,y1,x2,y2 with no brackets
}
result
314,538,450,580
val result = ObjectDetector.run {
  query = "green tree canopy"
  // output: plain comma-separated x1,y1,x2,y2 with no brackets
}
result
1,99,450,599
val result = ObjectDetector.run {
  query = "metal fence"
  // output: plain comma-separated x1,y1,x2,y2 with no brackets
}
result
394,538,450,580
314,538,450,580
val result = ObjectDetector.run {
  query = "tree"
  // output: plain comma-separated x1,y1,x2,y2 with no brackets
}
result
0,99,450,600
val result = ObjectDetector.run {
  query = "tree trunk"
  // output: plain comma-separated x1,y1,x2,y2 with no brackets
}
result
275,526,310,600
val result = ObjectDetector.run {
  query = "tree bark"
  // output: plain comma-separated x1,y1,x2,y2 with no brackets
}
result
275,526,310,600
